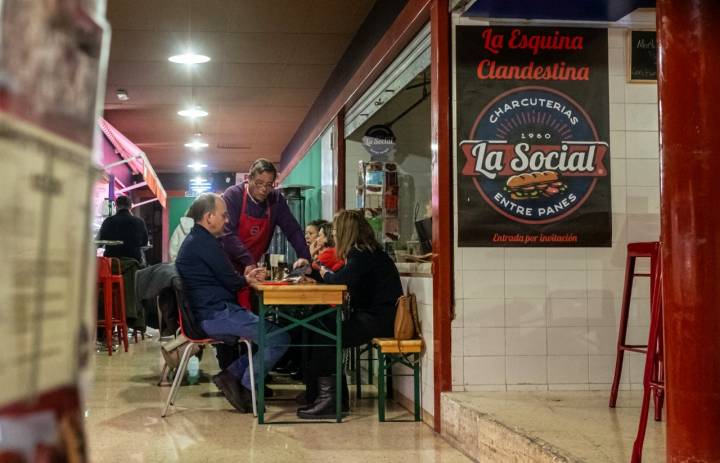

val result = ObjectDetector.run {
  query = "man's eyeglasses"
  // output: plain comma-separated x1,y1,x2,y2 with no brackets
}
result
252,179,275,191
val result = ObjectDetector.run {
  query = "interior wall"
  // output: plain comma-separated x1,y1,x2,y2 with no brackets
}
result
282,139,322,224
451,11,659,392
168,196,195,242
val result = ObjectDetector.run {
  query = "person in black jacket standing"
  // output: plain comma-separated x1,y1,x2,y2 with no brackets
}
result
298,209,402,419
98,195,150,331
99,195,148,262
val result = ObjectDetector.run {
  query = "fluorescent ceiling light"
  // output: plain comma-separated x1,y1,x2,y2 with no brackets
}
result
188,162,208,172
116,89,129,101
178,107,208,118
185,140,209,150
168,53,211,64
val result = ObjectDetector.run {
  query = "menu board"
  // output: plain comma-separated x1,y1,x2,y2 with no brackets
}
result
0,1,107,460
456,26,612,247
628,30,657,82
0,115,96,406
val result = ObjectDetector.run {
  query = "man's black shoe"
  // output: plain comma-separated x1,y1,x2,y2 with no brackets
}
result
213,370,252,413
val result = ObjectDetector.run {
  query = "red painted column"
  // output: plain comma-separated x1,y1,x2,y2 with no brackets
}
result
334,109,346,212
657,1,720,460
430,0,452,432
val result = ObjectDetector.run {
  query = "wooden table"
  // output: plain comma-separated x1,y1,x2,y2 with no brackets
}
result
254,283,347,424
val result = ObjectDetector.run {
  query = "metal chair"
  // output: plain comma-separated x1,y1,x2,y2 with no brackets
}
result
162,277,256,417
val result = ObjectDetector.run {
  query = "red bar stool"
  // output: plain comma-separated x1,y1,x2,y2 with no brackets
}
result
96,257,129,355
609,241,661,412
632,255,665,463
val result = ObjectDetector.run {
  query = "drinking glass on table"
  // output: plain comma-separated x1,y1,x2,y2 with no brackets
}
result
256,254,269,280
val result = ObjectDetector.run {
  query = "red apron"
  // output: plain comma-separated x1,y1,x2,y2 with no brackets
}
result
236,186,272,309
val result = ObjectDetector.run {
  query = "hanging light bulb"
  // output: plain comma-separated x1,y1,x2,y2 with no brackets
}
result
187,162,208,172
178,107,208,118
168,52,211,64
185,139,209,150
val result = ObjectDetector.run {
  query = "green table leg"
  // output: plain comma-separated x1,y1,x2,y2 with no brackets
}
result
377,347,385,422
414,353,421,421
355,346,362,399
257,296,266,424
368,343,374,385
336,305,342,423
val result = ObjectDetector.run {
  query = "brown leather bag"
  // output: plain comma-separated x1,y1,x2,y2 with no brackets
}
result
394,292,417,340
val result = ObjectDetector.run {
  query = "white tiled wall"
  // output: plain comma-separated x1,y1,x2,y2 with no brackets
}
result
451,19,659,392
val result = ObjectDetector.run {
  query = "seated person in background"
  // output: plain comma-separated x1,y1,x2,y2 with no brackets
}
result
99,195,148,262
175,193,289,413
305,219,328,260
298,210,402,419
310,222,344,272
169,211,194,261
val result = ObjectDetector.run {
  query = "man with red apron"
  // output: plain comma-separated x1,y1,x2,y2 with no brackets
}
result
218,158,311,372
235,186,272,309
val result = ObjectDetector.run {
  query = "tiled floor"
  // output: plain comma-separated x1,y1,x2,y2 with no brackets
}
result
85,338,472,463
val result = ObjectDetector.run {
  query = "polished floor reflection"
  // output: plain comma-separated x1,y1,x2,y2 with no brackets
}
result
85,337,471,463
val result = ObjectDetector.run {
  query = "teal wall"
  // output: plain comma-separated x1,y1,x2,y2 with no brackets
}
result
283,140,322,225
168,196,194,236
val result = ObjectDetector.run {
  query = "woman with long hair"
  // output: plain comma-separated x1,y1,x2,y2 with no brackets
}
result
298,210,402,419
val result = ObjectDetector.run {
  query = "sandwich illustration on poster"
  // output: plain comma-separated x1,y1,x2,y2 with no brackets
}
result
456,26,612,247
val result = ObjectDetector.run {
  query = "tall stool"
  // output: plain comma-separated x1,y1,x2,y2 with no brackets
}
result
609,241,661,410
632,256,665,463
96,257,129,356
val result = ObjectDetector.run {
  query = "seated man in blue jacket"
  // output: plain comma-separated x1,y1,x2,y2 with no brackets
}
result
175,193,289,413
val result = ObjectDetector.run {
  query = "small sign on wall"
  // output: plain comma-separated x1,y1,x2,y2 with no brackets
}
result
628,30,657,82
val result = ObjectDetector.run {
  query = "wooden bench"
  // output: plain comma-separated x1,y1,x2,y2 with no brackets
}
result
371,338,423,422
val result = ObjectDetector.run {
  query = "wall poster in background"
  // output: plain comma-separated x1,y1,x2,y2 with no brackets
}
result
456,26,611,247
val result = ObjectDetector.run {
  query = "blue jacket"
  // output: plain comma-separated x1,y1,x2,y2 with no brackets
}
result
175,224,247,320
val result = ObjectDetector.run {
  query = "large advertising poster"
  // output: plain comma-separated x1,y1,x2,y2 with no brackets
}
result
456,26,611,247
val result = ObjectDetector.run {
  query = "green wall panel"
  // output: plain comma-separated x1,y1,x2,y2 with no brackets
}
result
168,196,194,237
283,140,322,225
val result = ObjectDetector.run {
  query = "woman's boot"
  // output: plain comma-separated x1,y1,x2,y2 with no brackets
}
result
295,375,318,406
298,374,350,412
297,376,337,419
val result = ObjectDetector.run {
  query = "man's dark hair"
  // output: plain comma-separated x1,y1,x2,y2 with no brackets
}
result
188,193,219,222
249,158,277,179
115,195,132,210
